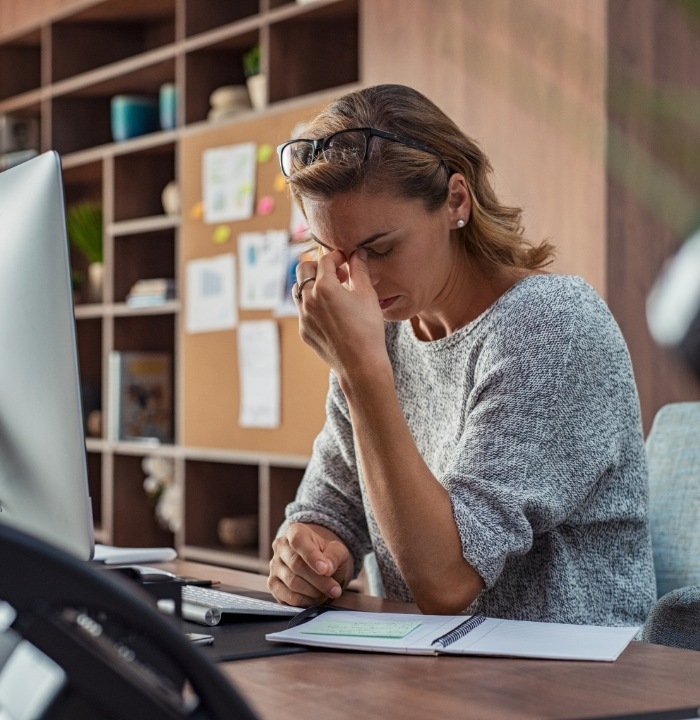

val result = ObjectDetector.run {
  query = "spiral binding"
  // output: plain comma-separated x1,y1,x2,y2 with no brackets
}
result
431,613,487,648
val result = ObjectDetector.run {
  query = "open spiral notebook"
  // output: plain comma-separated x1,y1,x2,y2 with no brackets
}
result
266,607,639,662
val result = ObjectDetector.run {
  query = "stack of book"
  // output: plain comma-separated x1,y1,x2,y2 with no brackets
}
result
126,277,176,308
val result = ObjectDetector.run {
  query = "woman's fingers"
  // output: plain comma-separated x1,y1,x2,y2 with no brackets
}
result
267,528,344,605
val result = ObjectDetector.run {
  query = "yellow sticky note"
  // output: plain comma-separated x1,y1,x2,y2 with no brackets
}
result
273,173,287,192
190,201,203,220
257,144,274,163
212,225,231,244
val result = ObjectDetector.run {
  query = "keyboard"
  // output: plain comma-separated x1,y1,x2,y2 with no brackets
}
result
181,585,303,626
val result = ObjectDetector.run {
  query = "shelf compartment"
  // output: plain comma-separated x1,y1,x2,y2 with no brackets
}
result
184,0,259,38
260,465,305,561
0,109,41,164
0,28,41,101
183,29,258,124
112,452,175,547
62,157,103,205
51,58,176,155
113,313,175,354
184,460,260,554
268,0,358,103
50,0,176,83
86,449,103,529
75,317,103,438
111,316,176,447
113,141,175,221
113,228,176,303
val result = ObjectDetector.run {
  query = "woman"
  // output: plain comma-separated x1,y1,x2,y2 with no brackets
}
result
268,84,656,625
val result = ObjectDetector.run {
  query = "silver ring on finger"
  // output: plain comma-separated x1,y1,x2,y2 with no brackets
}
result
295,276,316,302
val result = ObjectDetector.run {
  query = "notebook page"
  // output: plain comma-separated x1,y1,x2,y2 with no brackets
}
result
266,610,465,654
442,618,639,661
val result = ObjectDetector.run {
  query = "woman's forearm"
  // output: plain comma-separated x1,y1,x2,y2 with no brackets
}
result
339,367,484,614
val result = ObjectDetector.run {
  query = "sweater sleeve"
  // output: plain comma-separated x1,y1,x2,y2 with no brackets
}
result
284,372,372,577
444,283,647,589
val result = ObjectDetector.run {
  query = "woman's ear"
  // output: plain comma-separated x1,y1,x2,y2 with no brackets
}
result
447,173,472,228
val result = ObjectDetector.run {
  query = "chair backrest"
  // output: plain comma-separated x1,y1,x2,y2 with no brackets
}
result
646,402,700,598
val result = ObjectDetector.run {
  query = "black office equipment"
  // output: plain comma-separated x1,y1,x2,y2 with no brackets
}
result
0,522,258,720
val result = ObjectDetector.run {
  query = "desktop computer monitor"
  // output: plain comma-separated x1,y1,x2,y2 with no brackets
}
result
0,151,95,560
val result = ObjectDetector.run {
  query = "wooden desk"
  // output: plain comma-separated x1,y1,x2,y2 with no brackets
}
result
168,561,700,720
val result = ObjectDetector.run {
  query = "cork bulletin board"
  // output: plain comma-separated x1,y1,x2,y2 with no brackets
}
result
180,101,330,456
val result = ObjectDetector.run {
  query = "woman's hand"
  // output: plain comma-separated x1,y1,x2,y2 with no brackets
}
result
294,248,389,383
268,522,353,606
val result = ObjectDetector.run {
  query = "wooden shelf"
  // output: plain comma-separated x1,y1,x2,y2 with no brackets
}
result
50,0,176,83
0,27,41,101
0,0,358,574
110,214,178,236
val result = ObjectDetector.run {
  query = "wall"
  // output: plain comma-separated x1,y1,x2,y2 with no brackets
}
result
607,0,700,430
362,0,608,296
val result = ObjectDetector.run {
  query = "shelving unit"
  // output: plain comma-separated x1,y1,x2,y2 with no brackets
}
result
0,0,360,573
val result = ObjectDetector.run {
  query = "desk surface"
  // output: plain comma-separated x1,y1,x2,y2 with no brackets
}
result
167,560,700,720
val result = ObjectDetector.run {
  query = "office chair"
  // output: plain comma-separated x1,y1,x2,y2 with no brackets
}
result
645,402,700,598
638,402,700,651
0,523,258,720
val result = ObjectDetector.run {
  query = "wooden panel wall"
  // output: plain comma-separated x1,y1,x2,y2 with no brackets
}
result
607,0,700,431
361,0,608,295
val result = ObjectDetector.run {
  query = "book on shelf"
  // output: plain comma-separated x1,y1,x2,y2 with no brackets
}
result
266,608,640,662
108,351,173,443
126,277,176,308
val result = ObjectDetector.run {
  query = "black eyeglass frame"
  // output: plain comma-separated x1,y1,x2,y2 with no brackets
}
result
276,126,449,178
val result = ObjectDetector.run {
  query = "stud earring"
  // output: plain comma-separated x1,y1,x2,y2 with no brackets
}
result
456,219,466,228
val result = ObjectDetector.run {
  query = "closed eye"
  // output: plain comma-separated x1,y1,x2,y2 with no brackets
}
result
365,246,396,260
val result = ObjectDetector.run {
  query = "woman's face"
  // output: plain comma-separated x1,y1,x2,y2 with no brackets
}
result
302,186,468,322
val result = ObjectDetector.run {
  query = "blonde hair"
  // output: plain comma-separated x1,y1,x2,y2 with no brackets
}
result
286,84,554,271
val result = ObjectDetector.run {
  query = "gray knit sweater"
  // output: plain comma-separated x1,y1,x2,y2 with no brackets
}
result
286,275,657,625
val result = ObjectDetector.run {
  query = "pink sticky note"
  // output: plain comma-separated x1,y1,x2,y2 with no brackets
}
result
257,196,275,215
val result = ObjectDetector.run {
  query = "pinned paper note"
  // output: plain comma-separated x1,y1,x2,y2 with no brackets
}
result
238,230,290,310
185,254,237,333
238,320,280,428
203,142,256,223
276,240,315,317
302,619,422,639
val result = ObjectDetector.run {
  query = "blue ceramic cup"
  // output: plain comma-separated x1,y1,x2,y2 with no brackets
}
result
159,83,177,131
110,95,159,142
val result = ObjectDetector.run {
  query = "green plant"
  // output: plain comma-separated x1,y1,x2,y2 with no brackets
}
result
243,44,261,78
66,201,103,264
